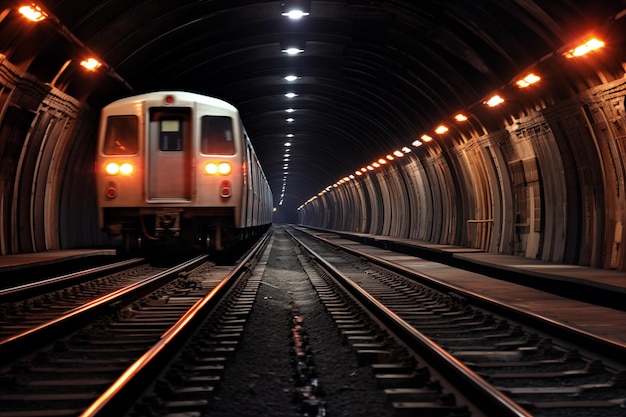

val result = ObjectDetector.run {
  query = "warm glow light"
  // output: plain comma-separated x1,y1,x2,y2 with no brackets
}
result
564,38,605,58
485,95,504,107
393,150,404,157
421,134,433,142
119,163,133,175
435,125,448,134
516,73,541,88
455,113,468,121
80,58,102,71
378,158,387,164
355,171,363,176
19,4,48,21
218,162,231,175
360,167,367,172
204,162,231,175
412,140,422,147
402,147,411,153
386,154,394,160
367,165,374,171
372,162,380,168
105,162,119,175
205,163,218,175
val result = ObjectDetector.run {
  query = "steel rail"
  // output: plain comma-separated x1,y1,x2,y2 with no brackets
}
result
80,231,272,417
0,257,144,302
287,228,532,417
0,255,208,365
303,229,626,364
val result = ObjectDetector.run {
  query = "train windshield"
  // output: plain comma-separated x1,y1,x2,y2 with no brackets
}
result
201,116,235,155
102,115,139,155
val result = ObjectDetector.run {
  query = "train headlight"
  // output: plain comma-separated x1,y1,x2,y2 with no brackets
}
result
105,162,120,175
120,163,133,175
218,162,232,175
204,162,232,175
105,162,133,175
205,163,218,175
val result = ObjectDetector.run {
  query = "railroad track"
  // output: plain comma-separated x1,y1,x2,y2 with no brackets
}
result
2,226,624,416
0,258,146,342
0,233,271,417
287,227,626,417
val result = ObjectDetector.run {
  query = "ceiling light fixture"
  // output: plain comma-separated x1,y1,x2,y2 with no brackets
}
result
281,9,310,19
564,38,605,58
282,47,304,55
80,57,102,71
435,125,448,134
485,95,504,107
18,3,48,21
516,73,541,88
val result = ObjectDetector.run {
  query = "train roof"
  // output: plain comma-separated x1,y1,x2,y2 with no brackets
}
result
103,91,238,112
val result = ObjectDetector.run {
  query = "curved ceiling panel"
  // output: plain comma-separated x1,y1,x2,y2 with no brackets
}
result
2,0,624,221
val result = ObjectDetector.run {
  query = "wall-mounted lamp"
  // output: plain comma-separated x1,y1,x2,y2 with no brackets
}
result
18,4,47,21
16,2,133,92
484,95,505,107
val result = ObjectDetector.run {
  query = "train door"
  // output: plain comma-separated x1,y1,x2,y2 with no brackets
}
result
147,108,192,200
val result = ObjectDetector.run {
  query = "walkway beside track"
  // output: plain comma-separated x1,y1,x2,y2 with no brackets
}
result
0,249,116,273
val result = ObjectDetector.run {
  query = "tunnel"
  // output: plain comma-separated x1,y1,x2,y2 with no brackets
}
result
1,1,626,270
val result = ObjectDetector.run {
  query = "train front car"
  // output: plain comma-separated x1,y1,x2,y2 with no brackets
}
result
96,91,271,254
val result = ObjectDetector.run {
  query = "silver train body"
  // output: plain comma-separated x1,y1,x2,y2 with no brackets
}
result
96,91,273,252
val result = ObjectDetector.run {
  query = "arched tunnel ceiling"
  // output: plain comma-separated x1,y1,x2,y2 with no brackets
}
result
4,0,625,222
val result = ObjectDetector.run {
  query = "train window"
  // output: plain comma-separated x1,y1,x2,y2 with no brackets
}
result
160,118,183,151
103,115,138,155
201,116,235,154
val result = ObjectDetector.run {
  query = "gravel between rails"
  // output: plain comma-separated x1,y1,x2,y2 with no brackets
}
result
209,230,394,417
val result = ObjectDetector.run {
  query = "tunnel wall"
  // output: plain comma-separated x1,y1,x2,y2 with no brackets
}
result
0,54,105,255
301,77,626,271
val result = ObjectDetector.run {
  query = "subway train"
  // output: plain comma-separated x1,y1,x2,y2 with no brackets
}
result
96,91,273,253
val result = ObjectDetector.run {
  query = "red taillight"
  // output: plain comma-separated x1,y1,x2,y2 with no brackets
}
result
106,186,117,199
220,180,231,198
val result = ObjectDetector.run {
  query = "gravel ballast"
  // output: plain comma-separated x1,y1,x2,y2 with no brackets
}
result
209,229,394,417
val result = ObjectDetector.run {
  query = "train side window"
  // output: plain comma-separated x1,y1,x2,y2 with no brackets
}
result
160,118,183,151
103,115,138,155
201,116,234,155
